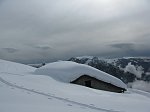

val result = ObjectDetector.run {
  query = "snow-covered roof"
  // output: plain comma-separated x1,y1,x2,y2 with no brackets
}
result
35,61,127,89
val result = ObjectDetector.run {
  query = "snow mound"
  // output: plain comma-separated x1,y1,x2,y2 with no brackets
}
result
0,59,36,74
35,61,127,89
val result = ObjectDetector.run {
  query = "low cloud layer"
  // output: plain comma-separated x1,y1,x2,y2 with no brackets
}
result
131,80,150,93
124,62,144,78
110,43,135,50
0,0,150,63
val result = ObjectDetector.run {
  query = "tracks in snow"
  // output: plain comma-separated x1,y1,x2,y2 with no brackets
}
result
0,76,123,112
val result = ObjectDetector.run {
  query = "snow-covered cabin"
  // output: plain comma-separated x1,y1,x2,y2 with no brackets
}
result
35,61,127,93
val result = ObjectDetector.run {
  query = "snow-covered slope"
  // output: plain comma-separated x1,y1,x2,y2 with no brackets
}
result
0,59,150,112
0,59,36,74
35,61,126,89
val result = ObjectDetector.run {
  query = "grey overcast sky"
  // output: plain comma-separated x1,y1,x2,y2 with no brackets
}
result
0,0,150,63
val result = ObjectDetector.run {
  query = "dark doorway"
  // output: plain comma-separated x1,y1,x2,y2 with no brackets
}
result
85,80,91,88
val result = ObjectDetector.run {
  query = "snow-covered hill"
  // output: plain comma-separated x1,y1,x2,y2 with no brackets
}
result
0,59,150,112
0,59,36,74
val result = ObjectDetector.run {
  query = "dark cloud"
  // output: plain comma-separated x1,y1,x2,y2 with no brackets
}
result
110,43,136,56
34,45,52,50
110,43,135,50
0,0,4,3
2,48,18,53
0,0,150,63
109,43,150,58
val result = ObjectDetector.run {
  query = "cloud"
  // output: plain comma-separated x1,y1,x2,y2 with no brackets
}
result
34,45,52,50
131,80,150,93
0,0,150,63
110,43,135,50
108,43,137,57
2,48,18,53
0,0,4,3
124,62,144,78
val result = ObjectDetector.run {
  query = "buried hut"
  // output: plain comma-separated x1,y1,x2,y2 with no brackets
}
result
71,75,126,93
35,61,127,93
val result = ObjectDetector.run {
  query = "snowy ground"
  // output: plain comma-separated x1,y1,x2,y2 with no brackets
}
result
0,59,150,112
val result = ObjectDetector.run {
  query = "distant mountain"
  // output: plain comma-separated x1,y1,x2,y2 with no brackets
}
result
68,56,150,83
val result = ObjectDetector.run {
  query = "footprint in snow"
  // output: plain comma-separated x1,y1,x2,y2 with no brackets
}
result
65,98,69,100
48,97,52,100
90,104,95,106
67,104,72,106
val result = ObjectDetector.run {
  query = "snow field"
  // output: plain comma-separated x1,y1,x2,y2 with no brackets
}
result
0,59,150,112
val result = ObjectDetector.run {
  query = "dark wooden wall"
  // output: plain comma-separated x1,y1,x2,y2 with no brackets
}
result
71,75,126,93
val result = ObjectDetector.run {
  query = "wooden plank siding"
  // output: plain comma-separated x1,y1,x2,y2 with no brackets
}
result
71,75,126,93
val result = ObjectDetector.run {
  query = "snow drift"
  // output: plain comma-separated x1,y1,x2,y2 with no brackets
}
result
0,59,36,74
35,61,127,89
1,59,150,112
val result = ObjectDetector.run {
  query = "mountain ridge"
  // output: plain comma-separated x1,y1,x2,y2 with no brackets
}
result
68,56,150,83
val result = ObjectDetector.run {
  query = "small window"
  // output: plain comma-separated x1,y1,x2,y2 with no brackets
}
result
85,80,91,88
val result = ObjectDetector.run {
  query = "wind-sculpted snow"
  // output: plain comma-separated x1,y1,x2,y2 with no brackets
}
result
0,76,122,112
0,59,36,74
1,59,150,112
35,61,127,89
